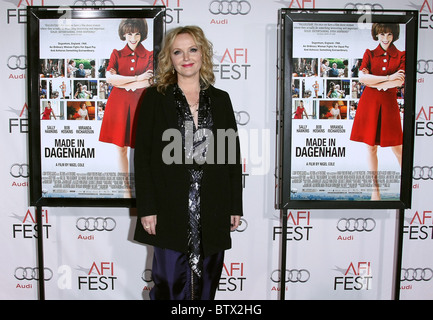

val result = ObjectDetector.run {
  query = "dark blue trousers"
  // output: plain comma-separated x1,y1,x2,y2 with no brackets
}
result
149,247,224,300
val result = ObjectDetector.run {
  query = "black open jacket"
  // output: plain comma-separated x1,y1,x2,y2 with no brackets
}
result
133,84,243,257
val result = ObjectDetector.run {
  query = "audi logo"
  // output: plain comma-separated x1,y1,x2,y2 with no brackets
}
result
15,267,53,281
73,0,115,5
270,269,310,283
76,217,116,231
7,55,27,70
417,60,433,74
234,111,250,126
337,218,376,232
413,166,433,180
209,0,251,15
344,2,384,11
401,268,433,282
141,269,153,283
10,163,29,178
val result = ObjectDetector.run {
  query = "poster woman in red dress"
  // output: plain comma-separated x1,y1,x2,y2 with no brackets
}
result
350,23,405,200
41,101,56,120
293,100,308,119
99,19,154,196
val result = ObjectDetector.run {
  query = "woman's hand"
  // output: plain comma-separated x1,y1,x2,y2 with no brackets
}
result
136,69,153,82
141,215,157,235
361,67,369,74
230,215,242,231
389,69,405,82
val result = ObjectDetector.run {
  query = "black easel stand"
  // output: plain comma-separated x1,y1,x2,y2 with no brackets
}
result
394,209,405,300
36,205,45,300
279,209,288,300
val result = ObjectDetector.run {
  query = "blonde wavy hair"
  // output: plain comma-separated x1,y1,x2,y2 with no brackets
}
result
155,26,215,93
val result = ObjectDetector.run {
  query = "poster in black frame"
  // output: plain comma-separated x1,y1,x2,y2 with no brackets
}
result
275,9,418,210
27,6,165,207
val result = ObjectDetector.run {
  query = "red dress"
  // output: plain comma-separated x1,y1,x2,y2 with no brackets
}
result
350,44,405,147
294,106,304,119
42,107,52,120
99,44,153,148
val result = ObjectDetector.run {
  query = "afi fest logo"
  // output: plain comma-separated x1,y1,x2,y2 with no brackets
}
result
273,211,312,241
415,105,433,137
152,0,183,24
419,0,433,29
8,103,28,134
334,261,373,291
285,0,316,9
213,48,250,80
11,208,51,240
6,0,45,24
78,261,117,290
403,210,433,241
218,262,246,292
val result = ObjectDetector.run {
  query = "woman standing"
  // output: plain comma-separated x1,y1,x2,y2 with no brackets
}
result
99,18,154,195
293,100,308,119
41,101,56,120
350,23,405,200
134,26,243,300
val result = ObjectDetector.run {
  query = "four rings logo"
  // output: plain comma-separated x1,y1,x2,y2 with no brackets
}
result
15,267,53,281
76,217,116,231
337,218,376,232
270,269,310,283
413,166,433,180
343,2,384,11
10,163,29,178
417,60,433,74
209,0,251,15
401,268,433,282
7,55,27,70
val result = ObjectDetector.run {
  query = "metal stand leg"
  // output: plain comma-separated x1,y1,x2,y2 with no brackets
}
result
36,206,45,300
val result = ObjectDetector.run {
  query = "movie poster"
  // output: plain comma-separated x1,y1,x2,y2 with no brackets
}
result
289,21,406,202
38,17,155,200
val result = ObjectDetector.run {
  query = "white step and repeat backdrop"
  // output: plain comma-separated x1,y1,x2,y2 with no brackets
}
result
1,0,432,300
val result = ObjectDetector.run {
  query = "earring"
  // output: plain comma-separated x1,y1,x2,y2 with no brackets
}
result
172,66,175,74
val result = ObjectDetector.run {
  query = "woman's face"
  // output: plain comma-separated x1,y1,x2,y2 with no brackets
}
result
125,31,141,50
170,33,202,82
377,32,393,50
